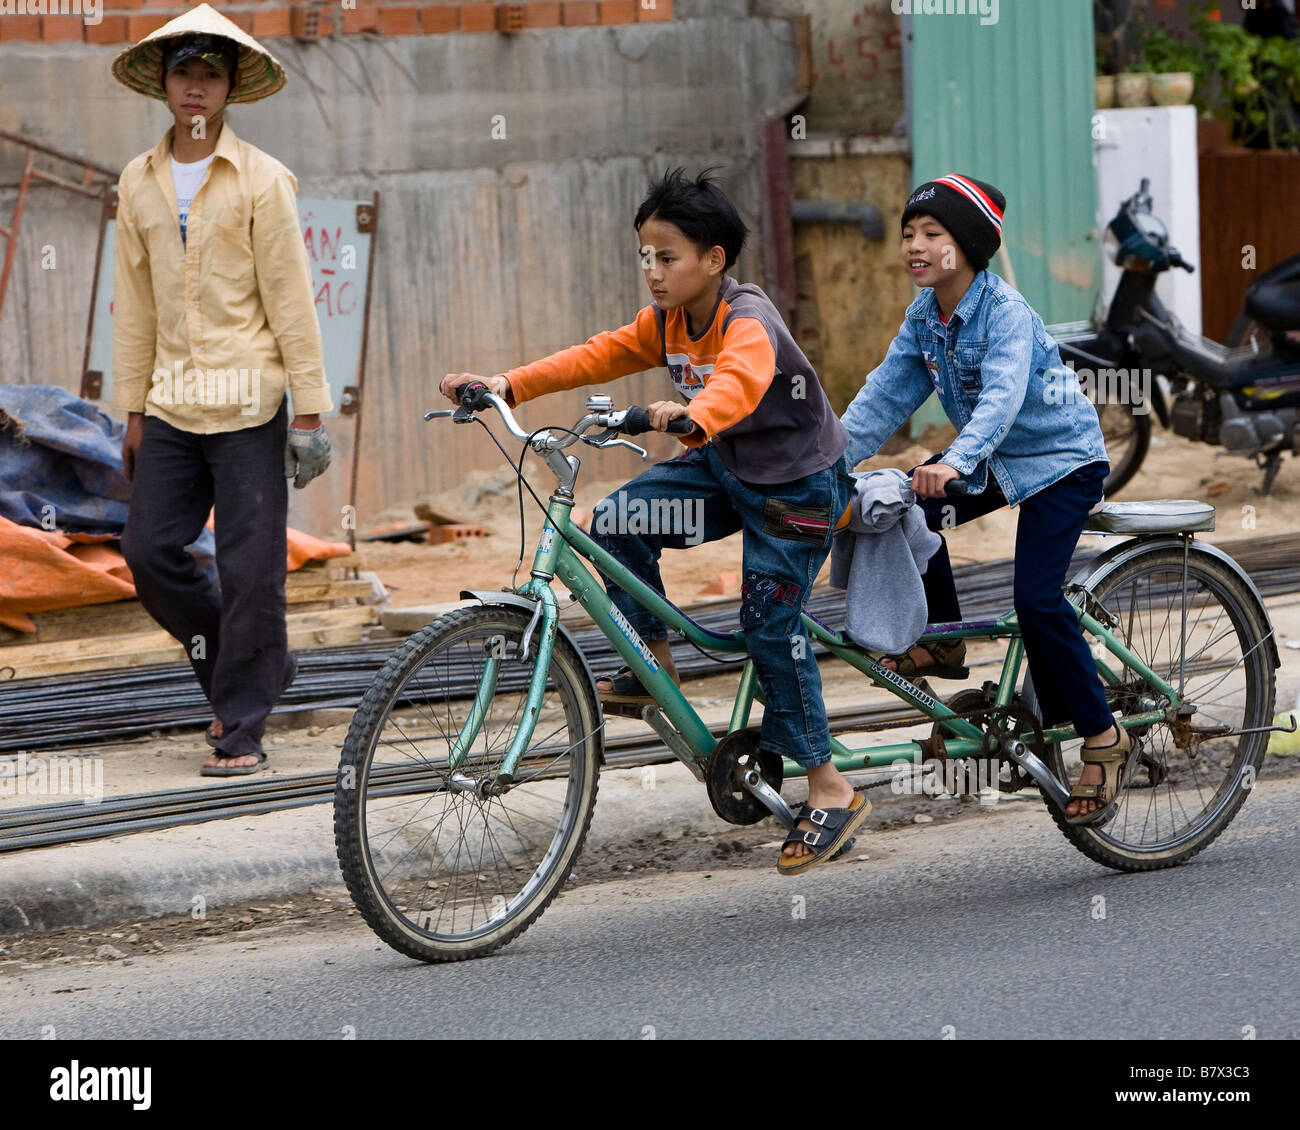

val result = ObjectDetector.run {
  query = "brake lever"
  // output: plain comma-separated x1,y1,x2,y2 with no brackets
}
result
603,438,649,460
424,408,456,421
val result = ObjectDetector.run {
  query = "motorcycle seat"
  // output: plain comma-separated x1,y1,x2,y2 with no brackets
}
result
1083,499,1216,535
1245,279,1300,332
1244,252,1300,332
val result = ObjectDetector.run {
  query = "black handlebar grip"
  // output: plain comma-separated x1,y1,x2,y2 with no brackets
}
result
945,479,971,496
459,381,494,411
621,406,653,435
621,407,698,436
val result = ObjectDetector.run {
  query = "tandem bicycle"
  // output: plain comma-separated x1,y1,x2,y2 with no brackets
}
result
333,383,1287,962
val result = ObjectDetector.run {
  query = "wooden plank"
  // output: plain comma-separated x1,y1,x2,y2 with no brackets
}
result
0,600,156,646
286,553,362,579
0,606,378,675
281,578,375,603
0,560,370,648
10,618,375,682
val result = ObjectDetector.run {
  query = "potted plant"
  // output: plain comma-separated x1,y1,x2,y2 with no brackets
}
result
1251,34,1300,150
1141,25,1197,105
1095,47,1116,109
1188,8,1259,132
1117,65,1152,108
1186,6,1300,149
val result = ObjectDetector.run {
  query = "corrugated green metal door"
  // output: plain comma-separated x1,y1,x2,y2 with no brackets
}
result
909,0,1099,325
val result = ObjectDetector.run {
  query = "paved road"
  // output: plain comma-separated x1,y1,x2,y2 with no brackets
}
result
3,773,1297,1040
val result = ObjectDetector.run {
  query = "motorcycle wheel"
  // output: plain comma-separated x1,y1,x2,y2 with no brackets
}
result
1088,390,1150,497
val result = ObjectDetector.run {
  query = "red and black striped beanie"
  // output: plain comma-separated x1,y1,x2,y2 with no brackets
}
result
900,174,1006,272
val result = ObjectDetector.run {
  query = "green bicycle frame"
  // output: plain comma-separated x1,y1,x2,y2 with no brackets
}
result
472,491,1178,785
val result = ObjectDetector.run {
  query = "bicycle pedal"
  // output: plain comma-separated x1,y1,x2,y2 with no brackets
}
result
828,836,857,861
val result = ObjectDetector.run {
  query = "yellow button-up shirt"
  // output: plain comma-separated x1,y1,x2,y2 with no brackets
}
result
111,120,332,433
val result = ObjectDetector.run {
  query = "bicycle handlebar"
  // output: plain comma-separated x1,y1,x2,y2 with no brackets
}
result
436,383,971,502
619,406,698,436
440,380,697,447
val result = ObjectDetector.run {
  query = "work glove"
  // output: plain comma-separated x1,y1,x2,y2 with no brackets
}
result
284,423,331,489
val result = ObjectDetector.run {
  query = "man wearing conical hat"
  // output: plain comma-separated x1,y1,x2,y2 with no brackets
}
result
111,4,332,777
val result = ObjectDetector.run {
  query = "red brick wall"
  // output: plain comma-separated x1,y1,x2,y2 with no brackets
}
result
0,0,673,44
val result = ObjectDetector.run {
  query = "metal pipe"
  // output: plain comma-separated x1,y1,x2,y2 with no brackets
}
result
791,200,885,241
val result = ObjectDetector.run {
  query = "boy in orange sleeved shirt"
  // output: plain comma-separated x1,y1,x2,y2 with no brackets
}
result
441,169,867,873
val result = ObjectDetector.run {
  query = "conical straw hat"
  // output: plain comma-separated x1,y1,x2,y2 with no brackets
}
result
112,3,286,105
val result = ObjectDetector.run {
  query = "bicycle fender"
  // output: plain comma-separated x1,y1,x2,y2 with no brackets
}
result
458,590,608,753
1069,538,1279,670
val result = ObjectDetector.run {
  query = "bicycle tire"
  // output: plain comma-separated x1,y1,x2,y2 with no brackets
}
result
334,604,602,962
1044,545,1274,872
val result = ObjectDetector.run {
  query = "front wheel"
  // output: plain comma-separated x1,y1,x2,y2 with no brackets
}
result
1045,545,1274,871
334,604,603,962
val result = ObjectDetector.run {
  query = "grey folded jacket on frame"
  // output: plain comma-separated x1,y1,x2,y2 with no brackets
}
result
829,468,943,654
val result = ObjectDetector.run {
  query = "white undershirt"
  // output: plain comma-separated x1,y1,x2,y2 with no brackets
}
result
170,152,214,245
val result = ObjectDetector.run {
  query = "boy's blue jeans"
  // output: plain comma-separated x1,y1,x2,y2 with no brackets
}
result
913,454,1113,738
590,443,852,769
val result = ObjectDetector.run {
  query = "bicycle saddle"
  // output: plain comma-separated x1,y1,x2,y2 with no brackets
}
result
1083,499,1216,535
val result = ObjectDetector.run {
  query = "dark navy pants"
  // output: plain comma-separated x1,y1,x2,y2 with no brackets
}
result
915,457,1113,737
121,401,289,760
590,444,852,768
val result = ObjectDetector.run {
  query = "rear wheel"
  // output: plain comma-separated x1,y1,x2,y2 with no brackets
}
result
333,604,602,962
1045,546,1273,871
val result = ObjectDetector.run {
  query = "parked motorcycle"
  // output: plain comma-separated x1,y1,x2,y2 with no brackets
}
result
1054,179,1300,496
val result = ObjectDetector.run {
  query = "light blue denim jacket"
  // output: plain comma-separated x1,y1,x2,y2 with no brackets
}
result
842,271,1108,507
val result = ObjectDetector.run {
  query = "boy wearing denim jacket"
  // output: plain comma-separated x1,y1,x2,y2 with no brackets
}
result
841,174,1129,823
442,169,869,871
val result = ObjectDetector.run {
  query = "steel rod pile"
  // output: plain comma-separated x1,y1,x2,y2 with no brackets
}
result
0,702,924,851
2,534,1297,757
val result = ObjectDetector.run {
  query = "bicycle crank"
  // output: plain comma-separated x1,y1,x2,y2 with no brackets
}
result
706,729,786,826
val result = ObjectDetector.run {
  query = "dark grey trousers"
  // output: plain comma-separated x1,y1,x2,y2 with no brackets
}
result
121,401,288,759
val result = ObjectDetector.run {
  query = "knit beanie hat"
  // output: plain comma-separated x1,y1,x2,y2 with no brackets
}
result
900,174,1006,272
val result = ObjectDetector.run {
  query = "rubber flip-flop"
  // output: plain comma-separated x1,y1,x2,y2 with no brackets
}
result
200,752,267,777
596,665,654,705
205,653,298,749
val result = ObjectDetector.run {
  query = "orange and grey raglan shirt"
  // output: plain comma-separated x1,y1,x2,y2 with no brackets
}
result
502,275,848,484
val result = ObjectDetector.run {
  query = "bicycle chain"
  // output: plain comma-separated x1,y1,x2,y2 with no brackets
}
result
846,700,1027,793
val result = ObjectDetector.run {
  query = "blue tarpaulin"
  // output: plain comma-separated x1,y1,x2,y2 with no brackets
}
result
0,384,215,559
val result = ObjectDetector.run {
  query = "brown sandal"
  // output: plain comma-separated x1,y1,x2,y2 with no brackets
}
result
882,639,968,681
1066,722,1133,826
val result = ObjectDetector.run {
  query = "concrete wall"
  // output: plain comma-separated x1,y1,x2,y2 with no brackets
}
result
751,0,914,419
756,0,905,135
0,1,802,534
